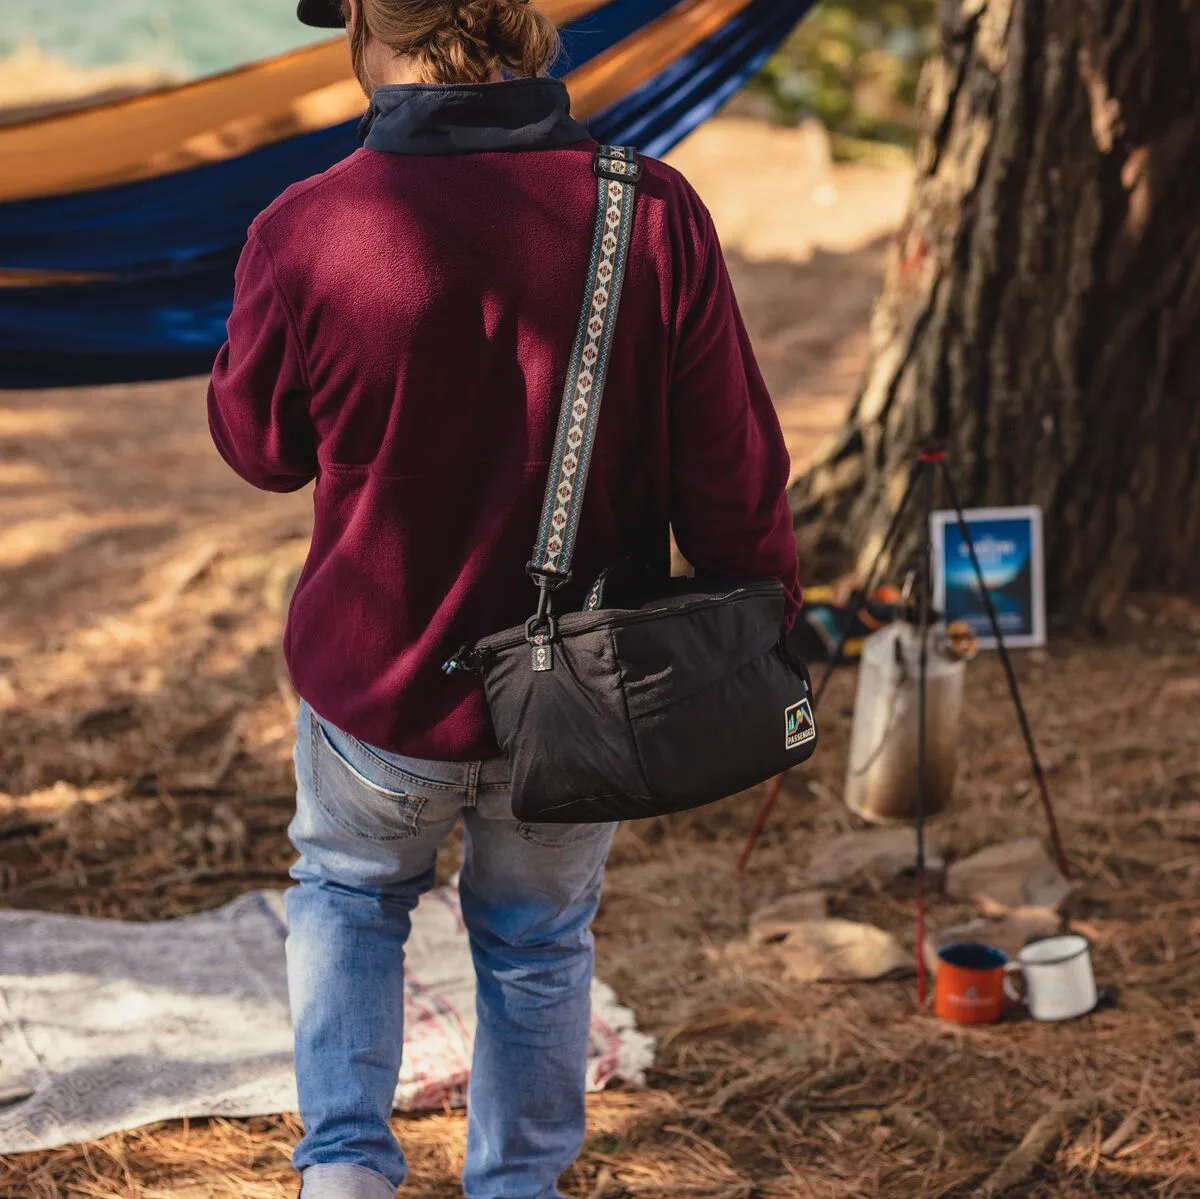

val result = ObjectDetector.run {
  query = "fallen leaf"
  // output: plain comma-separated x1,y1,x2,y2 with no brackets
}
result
775,918,913,982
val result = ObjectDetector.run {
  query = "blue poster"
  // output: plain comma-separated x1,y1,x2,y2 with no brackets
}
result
931,506,1046,649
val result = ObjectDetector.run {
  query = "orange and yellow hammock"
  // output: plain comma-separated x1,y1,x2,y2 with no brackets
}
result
0,0,816,387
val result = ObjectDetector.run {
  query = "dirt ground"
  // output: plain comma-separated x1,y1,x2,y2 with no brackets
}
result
3,118,1200,1198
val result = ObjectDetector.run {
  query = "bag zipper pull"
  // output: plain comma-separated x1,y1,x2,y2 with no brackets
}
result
442,645,477,675
530,631,554,672
525,613,558,673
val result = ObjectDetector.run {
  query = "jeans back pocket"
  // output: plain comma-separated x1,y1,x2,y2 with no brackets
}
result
310,714,428,842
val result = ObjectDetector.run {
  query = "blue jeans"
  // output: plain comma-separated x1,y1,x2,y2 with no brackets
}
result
286,702,617,1199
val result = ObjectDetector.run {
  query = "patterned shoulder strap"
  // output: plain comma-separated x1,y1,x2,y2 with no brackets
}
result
530,145,642,587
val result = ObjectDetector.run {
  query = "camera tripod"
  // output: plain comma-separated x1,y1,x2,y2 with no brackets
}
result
737,442,1071,1004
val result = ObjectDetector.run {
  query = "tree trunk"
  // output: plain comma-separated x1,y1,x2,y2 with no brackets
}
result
791,0,1200,627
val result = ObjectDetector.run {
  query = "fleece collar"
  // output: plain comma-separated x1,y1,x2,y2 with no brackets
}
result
358,77,588,155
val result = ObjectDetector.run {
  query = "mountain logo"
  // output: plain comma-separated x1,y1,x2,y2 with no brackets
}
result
785,699,817,751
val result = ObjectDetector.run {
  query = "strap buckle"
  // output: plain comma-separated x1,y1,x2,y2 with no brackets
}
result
594,150,643,184
525,570,563,672
526,563,572,590
525,567,565,636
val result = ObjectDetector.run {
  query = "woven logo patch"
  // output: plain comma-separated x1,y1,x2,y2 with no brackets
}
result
785,699,816,751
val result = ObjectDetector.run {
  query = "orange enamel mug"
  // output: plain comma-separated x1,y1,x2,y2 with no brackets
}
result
934,942,1013,1025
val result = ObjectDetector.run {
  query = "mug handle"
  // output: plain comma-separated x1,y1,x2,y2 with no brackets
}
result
1003,962,1026,1007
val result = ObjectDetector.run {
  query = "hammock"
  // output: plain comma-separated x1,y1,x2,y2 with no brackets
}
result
0,0,816,389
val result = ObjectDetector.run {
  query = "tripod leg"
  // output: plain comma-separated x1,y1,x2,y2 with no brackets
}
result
814,456,924,708
736,458,924,876
938,465,1071,880
914,460,933,1006
736,772,788,875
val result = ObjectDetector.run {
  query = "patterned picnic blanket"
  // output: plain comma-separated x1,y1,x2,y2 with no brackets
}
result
0,887,654,1153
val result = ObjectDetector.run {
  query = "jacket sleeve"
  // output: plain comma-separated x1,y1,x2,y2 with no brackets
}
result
668,201,802,620
207,230,318,493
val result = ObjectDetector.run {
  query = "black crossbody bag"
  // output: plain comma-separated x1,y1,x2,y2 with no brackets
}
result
445,146,818,823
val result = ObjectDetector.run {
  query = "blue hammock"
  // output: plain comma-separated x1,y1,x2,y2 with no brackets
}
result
0,0,816,388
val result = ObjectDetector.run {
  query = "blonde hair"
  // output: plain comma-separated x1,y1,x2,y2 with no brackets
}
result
345,0,561,86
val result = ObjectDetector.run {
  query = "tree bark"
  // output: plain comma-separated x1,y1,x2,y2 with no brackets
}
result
791,0,1200,627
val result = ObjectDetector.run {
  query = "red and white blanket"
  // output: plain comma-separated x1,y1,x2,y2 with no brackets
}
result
0,887,654,1153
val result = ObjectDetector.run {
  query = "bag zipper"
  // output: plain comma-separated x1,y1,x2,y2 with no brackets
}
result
473,580,784,659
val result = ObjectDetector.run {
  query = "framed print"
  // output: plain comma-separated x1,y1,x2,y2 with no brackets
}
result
930,506,1046,649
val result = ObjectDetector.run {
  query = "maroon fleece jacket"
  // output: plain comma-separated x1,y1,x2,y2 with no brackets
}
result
209,122,800,760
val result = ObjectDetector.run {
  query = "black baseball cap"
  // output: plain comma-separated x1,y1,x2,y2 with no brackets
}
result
298,0,346,28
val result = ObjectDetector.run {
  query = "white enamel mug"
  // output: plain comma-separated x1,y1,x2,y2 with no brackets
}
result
1004,934,1097,1021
